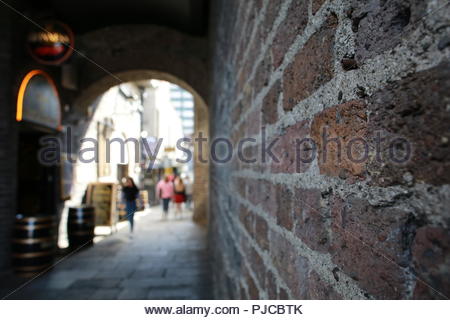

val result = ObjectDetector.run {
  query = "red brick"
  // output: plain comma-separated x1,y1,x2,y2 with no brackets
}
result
231,121,246,145
272,0,309,68
275,184,293,230
231,153,241,171
262,79,281,125
331,196,411,299
255,215,269,251
312,0,327,15
233,177,246,196
247,178,262,206
412,226,450,299
293,188,329,252
238,5,257,63
242,82,253,109
244,268,260,299
241,145,267,173
240,285,248,300
259,0,280,43
246,106,261,136
259,180,277,215
254,0,264,12
271,120,311,174
247,26,263,63
254,50,273,95
239,205,254,236
310,100,367,180
278,287,290,299
307,271,342,299
240,143,259,170
244,179,276,214
237,61,253,98
283,14,337,110
350,0,428,64
366,63,450,186
231,102,244,125
249,246,266,289
266,271,277,299
270,231,309,298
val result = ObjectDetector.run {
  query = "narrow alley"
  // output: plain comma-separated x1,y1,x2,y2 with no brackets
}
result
1,209,212,300
0,0,449,307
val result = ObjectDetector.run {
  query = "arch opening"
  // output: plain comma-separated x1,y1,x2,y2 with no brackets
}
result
61,70,210,247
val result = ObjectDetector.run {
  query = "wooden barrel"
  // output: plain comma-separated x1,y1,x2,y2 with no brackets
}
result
67,205,95,249
12,215,57,277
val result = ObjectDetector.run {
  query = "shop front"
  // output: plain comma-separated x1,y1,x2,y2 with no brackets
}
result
13,69,62,276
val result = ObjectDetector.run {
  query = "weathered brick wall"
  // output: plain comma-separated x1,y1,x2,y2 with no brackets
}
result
209,0,450,299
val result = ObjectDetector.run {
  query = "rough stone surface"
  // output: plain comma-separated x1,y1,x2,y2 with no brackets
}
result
271,120,311,174
412,226,450,299
311,100,367,180
312,0,327,15
350,0,428,64
0,211,212,300
367,63,450,187
208,0,450,300
331,197,411,299
307,270,342,299
262,79,281,124
270,231,309,299
283,14,338,111
293,188,329,252
271,0,309,69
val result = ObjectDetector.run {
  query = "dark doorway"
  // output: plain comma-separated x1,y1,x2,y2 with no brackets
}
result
17,127,58,217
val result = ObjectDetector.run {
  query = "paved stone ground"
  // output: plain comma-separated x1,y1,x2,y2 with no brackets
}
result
1,208,212,300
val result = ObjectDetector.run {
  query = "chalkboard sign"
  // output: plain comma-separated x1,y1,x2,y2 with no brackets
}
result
86,183,117,227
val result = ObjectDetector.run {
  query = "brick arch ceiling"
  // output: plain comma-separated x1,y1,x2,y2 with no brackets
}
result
74,24,208,109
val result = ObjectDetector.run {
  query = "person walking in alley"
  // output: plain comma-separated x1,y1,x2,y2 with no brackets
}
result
156,175,174,218
183,175,193,211
173,176,186,218
122,177,139,235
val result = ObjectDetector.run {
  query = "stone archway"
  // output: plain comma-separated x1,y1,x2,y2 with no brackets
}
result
76,25,208,100
74,70,209,224
65,24,210,224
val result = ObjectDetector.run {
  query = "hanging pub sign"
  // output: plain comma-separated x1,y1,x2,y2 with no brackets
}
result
27,21,74,65
16,70,61,130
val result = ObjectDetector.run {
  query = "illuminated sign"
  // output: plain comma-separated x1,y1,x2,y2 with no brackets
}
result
16,70,61,130
27,21,74,65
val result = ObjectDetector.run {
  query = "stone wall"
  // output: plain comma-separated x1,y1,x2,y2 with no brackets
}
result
75,25,209,107
209,0,450,299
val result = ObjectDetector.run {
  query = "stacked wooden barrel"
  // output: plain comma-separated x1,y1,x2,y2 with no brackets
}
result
12,215,57,277
67,205,95,249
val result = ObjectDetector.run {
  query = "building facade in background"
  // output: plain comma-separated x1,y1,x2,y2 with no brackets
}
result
170,83,194,137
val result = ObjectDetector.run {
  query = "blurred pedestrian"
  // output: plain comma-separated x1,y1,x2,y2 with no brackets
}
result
156,175,174,218
122,177,139,235
173,176,186,218
184,175,193,211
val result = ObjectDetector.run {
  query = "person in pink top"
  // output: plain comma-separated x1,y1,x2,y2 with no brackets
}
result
156,175,174,217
